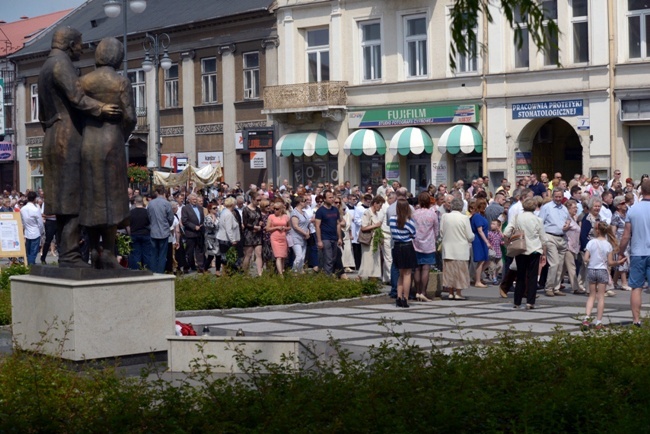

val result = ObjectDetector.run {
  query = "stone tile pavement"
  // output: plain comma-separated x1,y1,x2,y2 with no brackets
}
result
177,284,650,354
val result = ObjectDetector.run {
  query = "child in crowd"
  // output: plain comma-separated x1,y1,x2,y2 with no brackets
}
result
487,220,503,285
582,221,627,330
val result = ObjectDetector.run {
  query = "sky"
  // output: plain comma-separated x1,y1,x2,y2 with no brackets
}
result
2,0,86,23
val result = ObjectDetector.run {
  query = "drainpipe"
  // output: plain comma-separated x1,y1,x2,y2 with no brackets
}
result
481,4,489,179
608,0,616,174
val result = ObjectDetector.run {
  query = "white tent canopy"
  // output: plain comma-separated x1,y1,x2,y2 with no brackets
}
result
153,164,223,187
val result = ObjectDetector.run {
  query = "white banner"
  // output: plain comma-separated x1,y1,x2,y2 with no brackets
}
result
197,151,224,169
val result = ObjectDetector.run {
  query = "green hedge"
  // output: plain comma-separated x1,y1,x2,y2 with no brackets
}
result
1,325,650,432
175,272,380,311
0,267,380,325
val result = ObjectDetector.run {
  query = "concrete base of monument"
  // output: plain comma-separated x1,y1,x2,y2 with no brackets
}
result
10,274,175,361
167,335,308,374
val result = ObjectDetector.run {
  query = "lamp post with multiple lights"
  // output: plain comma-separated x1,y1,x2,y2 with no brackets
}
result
103,0,147,163
141,33,171,171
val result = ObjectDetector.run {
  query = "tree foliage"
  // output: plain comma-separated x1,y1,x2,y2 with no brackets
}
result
449,0,561,70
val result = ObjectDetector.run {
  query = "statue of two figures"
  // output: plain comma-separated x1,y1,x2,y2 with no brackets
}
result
38,27,136,269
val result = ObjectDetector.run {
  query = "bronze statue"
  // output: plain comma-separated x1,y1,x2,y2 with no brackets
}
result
38,27,121,268
79,37,136,268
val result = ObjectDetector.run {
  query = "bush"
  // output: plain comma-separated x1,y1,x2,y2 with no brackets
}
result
175,272,381,311
0,264,29,325
2,325,650,432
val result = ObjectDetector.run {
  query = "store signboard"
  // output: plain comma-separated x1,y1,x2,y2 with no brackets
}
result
515,152,533,178
386,162,400,183
349,104,478,128
0,142,13,161
250,152,267,169
197,151,223,169
511,99,583,119
432,160,447,186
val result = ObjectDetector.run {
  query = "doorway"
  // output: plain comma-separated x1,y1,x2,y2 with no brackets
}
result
531,118,582,179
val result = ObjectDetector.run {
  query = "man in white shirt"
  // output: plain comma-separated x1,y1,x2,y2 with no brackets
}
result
20,191,45,265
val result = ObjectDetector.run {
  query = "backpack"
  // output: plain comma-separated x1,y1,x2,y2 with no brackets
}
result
175,320,197,336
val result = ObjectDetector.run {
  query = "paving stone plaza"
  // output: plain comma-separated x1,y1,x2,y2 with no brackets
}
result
177,285,648,354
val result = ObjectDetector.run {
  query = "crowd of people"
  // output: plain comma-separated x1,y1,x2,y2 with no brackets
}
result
8,169,650,324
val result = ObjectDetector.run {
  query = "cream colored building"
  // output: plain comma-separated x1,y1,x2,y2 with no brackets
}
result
264,0,650,192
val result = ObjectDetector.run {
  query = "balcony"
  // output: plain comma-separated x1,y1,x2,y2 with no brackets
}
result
262,81,347,118
134,107,149,132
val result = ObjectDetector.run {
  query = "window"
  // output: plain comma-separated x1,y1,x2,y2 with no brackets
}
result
456,18,478,73
164,64,179,108
128,70,146,111
541,0,558,66
30,84,38,122
361,21,382,81
628,0,650,59
514,7,529,68
571,0,589,63
307,28,329,83
201,58,217,103
629,125,650,180
243,52,260,99
404,15,427,77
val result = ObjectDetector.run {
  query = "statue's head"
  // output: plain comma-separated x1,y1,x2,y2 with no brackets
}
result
51,26,83,60
95,37,123,69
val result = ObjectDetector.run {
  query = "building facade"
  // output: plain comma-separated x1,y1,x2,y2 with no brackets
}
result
10,0,277,191
264,0,650,192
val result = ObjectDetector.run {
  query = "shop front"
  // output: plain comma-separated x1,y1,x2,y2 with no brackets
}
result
276,130,339,187
343,129,386,191
347,103,483,191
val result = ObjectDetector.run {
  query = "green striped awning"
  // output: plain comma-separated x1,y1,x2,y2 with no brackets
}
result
438,125,483,154
343,129,386,156
275,130,339,157
388,127,434,156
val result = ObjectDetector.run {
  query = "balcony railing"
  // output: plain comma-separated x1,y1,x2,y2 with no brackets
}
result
134,107,148,131
263,81,347,112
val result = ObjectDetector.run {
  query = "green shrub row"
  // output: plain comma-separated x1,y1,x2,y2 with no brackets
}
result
0,267,380,325
2,325,650,432
175,272,381,311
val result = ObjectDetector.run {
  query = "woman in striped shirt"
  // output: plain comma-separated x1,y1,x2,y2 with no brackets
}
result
390,198,418,308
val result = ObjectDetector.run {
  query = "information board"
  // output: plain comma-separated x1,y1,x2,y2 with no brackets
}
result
0,212,26,264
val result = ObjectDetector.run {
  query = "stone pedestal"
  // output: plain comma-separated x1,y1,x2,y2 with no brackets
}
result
167,336,304,373
11,274,175,361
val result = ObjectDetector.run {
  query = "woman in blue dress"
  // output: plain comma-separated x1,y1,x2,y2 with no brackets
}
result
469,198,490,287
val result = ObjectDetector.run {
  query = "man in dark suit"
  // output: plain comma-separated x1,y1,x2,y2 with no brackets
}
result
38,26,121,267
181,193,205,273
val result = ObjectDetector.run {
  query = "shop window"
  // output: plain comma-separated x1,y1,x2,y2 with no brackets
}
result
360,21,382,81
292,155,338,186
628,0,650,59
30,84,38,122
243,52,260,99
164,64,179,108
307,28,330,83
360,156,385,191
404,15,428,78
201,58,217,103
571,0,589,63
629,125,650,181
30,161,43,191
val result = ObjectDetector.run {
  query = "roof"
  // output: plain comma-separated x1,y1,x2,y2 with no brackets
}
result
11,0,275,59
0,10,72,56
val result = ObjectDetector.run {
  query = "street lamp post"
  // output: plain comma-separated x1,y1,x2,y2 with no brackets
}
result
103,0,147,163
141,33,171,171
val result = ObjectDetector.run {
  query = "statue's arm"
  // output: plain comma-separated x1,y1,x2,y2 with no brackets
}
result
52,60,103,118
